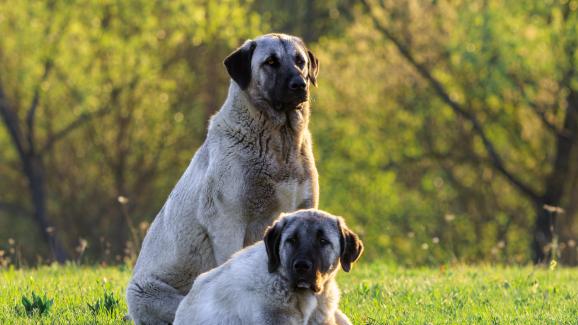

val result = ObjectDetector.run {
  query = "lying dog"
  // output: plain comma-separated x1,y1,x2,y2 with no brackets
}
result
174,209,364,325
126,33,320,324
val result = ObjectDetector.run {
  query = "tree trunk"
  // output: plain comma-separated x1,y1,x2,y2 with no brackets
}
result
0,87,69,263
532,88,577,263
24,155,69,263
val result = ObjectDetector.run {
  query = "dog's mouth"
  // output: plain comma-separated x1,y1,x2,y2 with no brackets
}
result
273,95,308,112
293,278,321,293
273,102,305,112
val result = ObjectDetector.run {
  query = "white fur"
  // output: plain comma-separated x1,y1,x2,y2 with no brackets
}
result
174,242,345,325
126,34,319,324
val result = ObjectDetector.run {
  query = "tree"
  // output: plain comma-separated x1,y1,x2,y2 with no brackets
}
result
0,0,263,264
359,0,578,263
0,1,109,262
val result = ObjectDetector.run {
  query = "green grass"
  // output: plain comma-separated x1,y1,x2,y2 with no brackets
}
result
1,263,577,324
0,264,128,324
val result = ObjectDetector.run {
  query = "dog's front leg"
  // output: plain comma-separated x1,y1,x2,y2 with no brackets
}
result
333,310,352,325
208,219,247,265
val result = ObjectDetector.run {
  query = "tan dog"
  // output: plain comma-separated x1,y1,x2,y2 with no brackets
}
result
174,210,364,325
126,33,320,324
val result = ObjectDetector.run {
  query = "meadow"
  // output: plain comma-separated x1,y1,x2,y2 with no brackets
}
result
2,2,578,324
1,263,577,324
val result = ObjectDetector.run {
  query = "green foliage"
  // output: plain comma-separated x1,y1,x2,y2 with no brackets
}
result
0,0,267,264
87,289,119,316
311,0,578,265
1,265,578,323
1,0,577,266
20,291,53,316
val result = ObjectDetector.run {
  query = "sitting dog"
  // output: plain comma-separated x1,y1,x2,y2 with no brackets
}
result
174,209,364,325
126,33,320,324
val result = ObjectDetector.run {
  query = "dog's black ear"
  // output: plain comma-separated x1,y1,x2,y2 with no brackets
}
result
337,218,364,272
224,40,256,90
307,49,319,87
264,219,285,273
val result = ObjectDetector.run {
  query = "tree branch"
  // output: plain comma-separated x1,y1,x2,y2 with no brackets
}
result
0,87,27,161
41,83,123,156
506,72,564,136
361,0,541,202
40,105,113,154
26,59,54,154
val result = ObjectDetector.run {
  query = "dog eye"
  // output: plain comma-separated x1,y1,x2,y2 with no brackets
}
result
319,238,330,246
286,237,297,245
265,56,278,67
295,56,305,67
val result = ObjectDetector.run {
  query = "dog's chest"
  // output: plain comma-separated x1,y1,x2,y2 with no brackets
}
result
242,156,310,214
297,294,318,325
275,179,304,212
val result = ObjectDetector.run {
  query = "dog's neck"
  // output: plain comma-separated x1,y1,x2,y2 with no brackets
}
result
212,82,310,162
271,269,337,323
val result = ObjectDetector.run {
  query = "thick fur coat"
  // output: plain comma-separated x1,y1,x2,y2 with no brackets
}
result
173,210,364,325
126,34,319,324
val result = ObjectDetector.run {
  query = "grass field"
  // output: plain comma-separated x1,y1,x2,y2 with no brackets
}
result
1,263,577,324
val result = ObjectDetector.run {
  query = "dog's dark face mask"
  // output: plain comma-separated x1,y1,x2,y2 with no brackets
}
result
264,211,363,294
224,34,319,113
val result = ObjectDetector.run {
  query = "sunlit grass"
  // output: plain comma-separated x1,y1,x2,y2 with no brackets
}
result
339,263,578,324
0,264,129,324
1,263,577,324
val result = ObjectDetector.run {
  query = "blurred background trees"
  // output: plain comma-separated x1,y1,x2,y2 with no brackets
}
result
1,0,577,267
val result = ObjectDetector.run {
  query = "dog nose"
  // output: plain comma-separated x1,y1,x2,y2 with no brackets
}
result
293,260,312,273
289,77,306,91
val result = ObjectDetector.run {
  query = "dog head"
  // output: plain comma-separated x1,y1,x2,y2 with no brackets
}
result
264,209,363,294
224,33,319,114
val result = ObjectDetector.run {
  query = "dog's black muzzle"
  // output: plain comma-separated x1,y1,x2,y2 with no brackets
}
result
289,257,320,292
272,75,309,111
